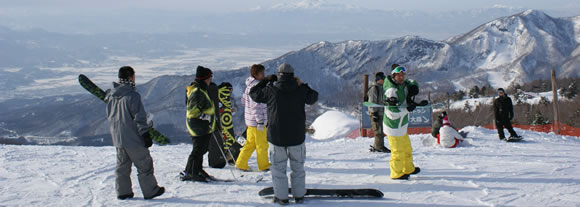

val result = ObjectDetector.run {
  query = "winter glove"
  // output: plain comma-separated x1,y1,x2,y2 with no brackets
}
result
417,100,429,106
265,74,278,82
257,123,265,132
407,102,417,112
143,132,153,148
385,97,398,106
408,85,419,97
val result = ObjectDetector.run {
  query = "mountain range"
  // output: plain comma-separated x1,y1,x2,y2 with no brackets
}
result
0,10,578,145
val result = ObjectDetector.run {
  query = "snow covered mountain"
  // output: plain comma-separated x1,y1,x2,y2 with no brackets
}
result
1,10,579,145
255,10,580,94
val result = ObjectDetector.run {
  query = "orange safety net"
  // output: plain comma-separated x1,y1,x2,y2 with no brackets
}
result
483,121,580,137
347,127,431,139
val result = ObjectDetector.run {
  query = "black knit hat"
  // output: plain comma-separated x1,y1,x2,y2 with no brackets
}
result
118,66,135,79
498,88,505,93
375,72,386,81
195,66,213,80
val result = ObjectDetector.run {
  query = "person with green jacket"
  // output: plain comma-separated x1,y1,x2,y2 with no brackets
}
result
383,66,422,180
182,66,217,182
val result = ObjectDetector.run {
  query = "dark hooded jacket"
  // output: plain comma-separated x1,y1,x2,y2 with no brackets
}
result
493,95,514,121
105,83,149,148
249,74,318,146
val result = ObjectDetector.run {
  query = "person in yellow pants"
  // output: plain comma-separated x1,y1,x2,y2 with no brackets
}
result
387,134,415,179
383,65,422,180
236,64,270,172
236,126,270,171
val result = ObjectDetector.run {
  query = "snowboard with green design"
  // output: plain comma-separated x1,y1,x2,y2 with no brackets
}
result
78,74,170,145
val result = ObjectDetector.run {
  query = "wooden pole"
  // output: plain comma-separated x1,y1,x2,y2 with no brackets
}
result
551,69,560,134
362,74,369,137
427,91,431,103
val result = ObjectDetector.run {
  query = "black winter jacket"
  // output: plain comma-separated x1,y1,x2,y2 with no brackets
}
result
493,95,514,121
250,75,318,146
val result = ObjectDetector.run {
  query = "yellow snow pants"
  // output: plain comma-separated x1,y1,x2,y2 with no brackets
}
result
236,126,270,171
388,133,415,178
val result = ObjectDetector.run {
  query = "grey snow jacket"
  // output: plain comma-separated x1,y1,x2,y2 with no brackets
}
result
367,82,385,116
105,83,149,148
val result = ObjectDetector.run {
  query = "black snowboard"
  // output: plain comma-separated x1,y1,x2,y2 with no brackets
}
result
217,83,242,161
78,74,170,144
505,136,523,142
259,187,384,198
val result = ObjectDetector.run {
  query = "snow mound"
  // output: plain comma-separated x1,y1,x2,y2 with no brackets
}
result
310,110,358,140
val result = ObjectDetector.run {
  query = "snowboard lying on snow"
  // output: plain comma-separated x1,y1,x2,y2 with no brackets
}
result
78,74,170,144
258,187,384,198
504,136,523,142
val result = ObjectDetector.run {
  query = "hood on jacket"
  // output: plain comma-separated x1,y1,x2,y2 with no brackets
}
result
245,76,259,86
109,82,134,97
274,74,299,92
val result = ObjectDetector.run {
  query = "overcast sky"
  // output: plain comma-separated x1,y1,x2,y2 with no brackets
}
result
1,0,580,14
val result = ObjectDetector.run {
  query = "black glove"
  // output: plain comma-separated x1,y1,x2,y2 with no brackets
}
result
255,79,269,88
408,85,419,97
417,100,429,106
407,102,417,112
143,132,153,148
386,97,398,106
372,112,381,122
265,74,277,82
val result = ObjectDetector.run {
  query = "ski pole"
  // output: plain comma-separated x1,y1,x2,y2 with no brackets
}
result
211,133,238,181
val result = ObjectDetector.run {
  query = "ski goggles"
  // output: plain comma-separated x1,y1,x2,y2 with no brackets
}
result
391,66,406,74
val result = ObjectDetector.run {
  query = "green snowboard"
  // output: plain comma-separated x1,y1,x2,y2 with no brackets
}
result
78,74,170,145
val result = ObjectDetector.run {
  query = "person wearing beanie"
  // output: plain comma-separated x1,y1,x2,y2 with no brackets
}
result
236,64,271,172
250,63,318,205
105,66,165,200
367,72,390,153
493,88,520,140
438,115,464,148
182,66,218,182
383,65,421,180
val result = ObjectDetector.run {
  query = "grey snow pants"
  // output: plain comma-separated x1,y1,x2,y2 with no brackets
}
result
270,142,306,200
115,147,160,198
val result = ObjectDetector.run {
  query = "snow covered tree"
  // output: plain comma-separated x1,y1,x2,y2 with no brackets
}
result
513,89,524,105
452,90,466,101
532,112,549,125
564,81,577,99
463,101,472,112
539,96,550,105
469,86,480,98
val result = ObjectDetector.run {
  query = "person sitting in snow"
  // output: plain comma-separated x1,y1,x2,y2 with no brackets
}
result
383,65,427,180
438,116,464,148
250,63,318,205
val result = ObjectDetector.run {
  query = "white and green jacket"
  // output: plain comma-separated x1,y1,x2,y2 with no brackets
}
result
382,76,418,137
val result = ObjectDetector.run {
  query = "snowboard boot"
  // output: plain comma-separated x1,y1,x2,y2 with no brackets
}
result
370,145,391,153
181,172,209,182
144,187,165,200
295,197,305,204
392,174,410,180
273,197,290,205
499,136,505,140
117,193,134,200
235,167,253,172
410,167,421,175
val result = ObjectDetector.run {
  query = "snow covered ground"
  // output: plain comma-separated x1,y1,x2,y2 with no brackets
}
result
1,126,580,206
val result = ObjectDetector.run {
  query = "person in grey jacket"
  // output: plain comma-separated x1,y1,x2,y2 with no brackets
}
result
367,72,390,153
105,66,165,200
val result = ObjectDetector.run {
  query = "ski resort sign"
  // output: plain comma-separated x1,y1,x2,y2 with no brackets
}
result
408,106,432,127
